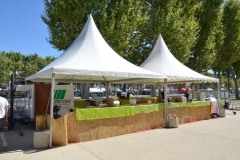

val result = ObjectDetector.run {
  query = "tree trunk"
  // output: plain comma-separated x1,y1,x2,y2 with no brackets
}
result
151,85,157,97
139,84,143,95
217,71,221,84
227,68,230,91
233,77,239,99
194,83,199,91
77,83,81,96
214,71,217,78
81,83,90,99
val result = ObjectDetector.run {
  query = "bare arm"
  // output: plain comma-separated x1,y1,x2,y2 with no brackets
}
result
4,106,8,124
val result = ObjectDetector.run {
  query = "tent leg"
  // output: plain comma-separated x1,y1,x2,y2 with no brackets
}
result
164,78,168,128
49,73,55,147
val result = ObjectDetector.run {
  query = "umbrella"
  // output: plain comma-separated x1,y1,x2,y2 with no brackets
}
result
206,88,213,91
90,88,103,93
113,88,123,92
180,88,186,91
169,88,176,92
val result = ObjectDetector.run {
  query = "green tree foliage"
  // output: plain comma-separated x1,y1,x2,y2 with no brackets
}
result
0,53,12,88
4,51,25,76
42,0,200,66
137,0,199,65
94,0,148,58
39,0,240,92
42,0,147,59
230,62,240,99
218,0,240,69
19,54,56,77
0,51,55,87
187,0,224,73
19,62,39,78
42,0,99,51
212,0,240,87
211,8,225,79
19,54,40,78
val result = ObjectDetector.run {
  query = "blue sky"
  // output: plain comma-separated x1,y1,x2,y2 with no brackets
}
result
0,0,63,58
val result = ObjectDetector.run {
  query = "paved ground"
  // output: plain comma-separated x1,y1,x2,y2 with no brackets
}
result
0,109,240,160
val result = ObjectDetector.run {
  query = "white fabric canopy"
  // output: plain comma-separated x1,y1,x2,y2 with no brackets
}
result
140,35,219,83
25,15,166,83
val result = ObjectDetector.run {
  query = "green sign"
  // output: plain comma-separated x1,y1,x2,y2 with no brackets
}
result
54,90,67,99
54,90,70,106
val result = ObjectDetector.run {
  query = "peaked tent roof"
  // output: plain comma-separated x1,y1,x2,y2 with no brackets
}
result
140,35,219,83
26,15,166,83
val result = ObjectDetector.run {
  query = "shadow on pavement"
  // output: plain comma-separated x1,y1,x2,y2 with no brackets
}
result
0,122,55,154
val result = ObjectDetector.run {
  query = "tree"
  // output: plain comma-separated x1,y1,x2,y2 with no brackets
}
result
42,0,149,98
45,56,56,65
42,0,146,58
133,0,200,66
42,0,99,51
212,0,240,88
219,0,240,69
188,0,224,73
19,62,39,78
0,53,12,88
230,63,240,99
95,0,148,58
19,54,55,77
4,51,25,76
0,51,54,86
211,7,225,80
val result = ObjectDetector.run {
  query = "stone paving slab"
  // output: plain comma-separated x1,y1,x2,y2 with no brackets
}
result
0,110,239,160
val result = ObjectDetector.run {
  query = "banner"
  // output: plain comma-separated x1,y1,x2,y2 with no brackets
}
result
54,85,74,116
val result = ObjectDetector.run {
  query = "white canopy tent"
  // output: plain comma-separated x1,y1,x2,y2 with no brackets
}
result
140,35,219,84
26,16,165,84
140,35,220,127
25,15,166,147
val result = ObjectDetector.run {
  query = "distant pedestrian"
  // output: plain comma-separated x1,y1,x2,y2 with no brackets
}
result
185,88,190,100
0,96,9,148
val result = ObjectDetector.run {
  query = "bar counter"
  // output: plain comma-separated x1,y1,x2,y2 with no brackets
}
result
36,100,223,146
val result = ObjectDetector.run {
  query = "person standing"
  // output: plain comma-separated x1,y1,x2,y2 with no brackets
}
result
0,96,9,148
185,88,190,100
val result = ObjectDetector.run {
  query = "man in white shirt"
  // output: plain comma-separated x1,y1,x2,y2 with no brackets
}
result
0,96,9,148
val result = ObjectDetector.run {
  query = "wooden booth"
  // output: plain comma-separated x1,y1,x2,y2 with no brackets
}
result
35,83,219,146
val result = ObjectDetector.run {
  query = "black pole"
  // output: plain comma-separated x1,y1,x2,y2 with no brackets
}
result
10,73,14,120
123,84,126,92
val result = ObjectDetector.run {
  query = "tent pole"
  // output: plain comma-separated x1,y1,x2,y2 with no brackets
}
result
24,80,27,122
106,82,109,99
164,78,168,128
49,73,55,147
